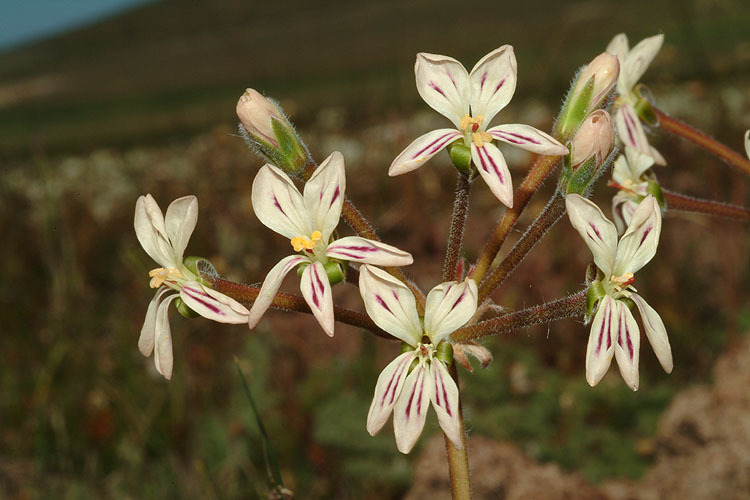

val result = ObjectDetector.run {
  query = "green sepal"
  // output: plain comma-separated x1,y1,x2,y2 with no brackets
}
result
296,261,311,278
324,261,345,286
646,180,666,209
619,296,635,311
184,256,214,285
561,155,598,196
447,142,473,175
584,262,598,285
633,85,658,125
585,279,606,324
556,76,594,141
436,342,453,365
400,341,414,354
175,297,200,319
271,118,306,174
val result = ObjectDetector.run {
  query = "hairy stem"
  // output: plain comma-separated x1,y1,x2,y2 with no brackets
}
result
478,192,567,302
451,289,587,342
664,189,750,222
472,155,561,283
445,362,471,500
654,106,750,176
443,174,472,282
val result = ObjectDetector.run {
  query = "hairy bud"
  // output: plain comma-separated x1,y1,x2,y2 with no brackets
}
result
560,110,615,195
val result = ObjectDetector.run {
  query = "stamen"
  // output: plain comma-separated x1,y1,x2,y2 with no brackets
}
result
291,230,323,252
148,267,183,288
610,272,635,291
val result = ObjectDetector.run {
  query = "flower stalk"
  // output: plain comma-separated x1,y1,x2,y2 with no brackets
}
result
663,189,750,221
443,173,473,282
444,362,471,500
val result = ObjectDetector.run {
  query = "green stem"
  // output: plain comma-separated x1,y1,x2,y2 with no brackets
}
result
443,174,472,282
654,106,750,176
445,362,471,500
664,189,750,221
451,289,587,342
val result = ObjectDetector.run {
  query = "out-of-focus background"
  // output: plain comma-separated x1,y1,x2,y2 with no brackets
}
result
1,0,748,498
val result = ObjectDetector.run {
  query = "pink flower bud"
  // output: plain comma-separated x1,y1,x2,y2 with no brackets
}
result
573,52,620,113
236,88,285,147
570,110,614,167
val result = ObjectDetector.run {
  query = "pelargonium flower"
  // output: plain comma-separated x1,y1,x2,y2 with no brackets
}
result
359,265,477,454
389,46,568,207
249,152,413,336
606,33,666,165
610,146,659,234
566,194,672,390
135,194,250,380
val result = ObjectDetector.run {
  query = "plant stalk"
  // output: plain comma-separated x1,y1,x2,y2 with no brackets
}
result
663,189,750,222
445,362,471,500
443,174,472,282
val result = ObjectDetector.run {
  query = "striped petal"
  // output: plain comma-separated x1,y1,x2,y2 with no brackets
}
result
429,360,462,449
359,265,422,346
415,53,471,127
134,194,177,268
488,123,568,155
613,299,641,391
615,105,665,165
300,261,335,336
471,142,513,208
468,45,517,124
180,281,250,324
613,195,661,276
632,293,673,373
565,194,618,276
164,195,198,264
393,361,433,454
389,129,462,176
154,294,179,380
139,287,173,357
366,351,417,436
423,279,478,345
586,295,616,387
247,255,309,329
326,236,413,266
303,152,345,241
251,164,312,240
612,192,639,235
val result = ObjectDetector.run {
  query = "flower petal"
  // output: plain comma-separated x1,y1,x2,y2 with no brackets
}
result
488,123,568,156
389,129,462,176
468,45,517,124
164,195,198,264
745,130,750,160
154,294,179,380
326,236,413,266
393,361,433,454
180,281,249,324
613,195,661,275
615,104,651,155
300,261,335,336
623,146,656,180
303,152,345,241
613,299,641,391
622,34,663,91
358,265,422,346
415,53,471,127
139,287,173,357
134,194,176,268
251,164,312,240
247,255,309,329
606,33,629,71
612,192,639,235
632,293,673,373
366,351,418,436
586,295,616,387
423,279,478,345
471,142,514,207
429,360,462,449
565,194,618,275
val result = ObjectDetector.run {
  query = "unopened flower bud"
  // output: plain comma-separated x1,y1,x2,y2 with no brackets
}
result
236,89,285,147
560,110,615,195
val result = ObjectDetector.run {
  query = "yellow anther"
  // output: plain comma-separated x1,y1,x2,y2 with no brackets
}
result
471,131,493,147
610,272,635,291
460,114,471,130
291,230,323,252
460,114,485,132
148,267,183,288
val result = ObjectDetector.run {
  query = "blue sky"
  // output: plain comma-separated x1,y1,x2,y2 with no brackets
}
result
0,0,154,53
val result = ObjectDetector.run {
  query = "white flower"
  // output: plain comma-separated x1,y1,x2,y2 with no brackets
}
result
744,130,749,160
135,194,250,380
566,194,672,391
607,33,666,166
249,152,413,336
389,46,568,207
611,146,657,233
359,265,477,454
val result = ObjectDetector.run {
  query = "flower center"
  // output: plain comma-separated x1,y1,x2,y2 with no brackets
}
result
291,230,323,252
610,272,635,292
460,114,492,147
148,267,183,288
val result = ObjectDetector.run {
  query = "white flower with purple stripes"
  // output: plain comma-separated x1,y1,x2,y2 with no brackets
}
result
611,146,657,234
566,194,672,391
607,33,666,166
249,152,413,337
359,265,477,454
389,46,568,207
135,194,250,380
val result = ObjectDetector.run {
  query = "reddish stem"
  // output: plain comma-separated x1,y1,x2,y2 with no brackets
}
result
664,189,750,221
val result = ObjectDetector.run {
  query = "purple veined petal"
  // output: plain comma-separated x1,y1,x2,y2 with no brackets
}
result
326,236,413,267
303,152,345,241
393,361,433,454
488,123,569,156
164,196,198,264
565,194,618,276
632,293,673,374
180,281,250,324
366,351,418,436
612,192,638,236
300,261,335,337
389,129,462,176
468,45,517,124
248,255,309,329
415,53,471,127
623,34,664,91
139,287,174,357
154,294,179,380
615,104,651,154
586,295,616,387
613,195,661,276
134,194,178,268
251,164,312,241
613,299,641,391
471,142,514,208
423,279,478,345
358,265,422,346
429,360,462,449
